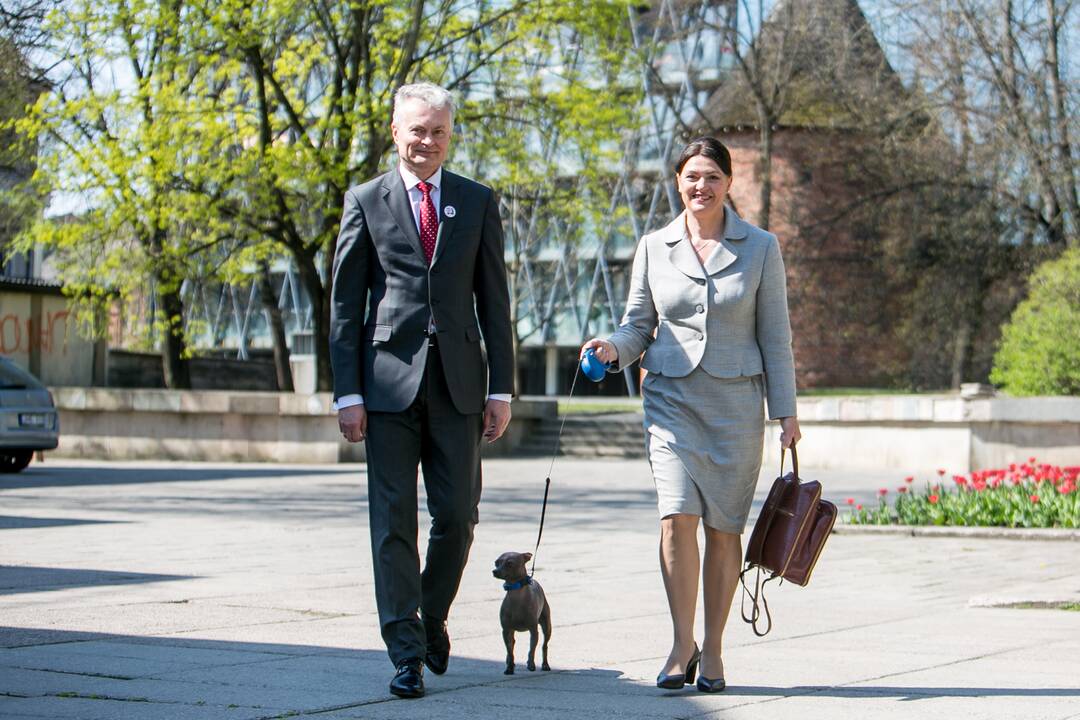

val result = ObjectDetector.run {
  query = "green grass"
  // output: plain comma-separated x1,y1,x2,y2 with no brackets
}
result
1007,602,1080,611
555,388,940,413
558,399,643,415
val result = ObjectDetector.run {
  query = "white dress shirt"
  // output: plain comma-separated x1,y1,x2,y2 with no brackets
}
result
335,163,510,411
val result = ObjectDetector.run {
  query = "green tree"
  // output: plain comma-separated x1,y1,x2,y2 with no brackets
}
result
19,0,637,391
990,248,1080,395
13,0,243,387
193,0,636,391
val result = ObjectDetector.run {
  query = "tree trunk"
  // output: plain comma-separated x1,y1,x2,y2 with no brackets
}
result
258,259,294,392
757,118,774,231
1044,0,1079,245
292,249,332,392
156,281,191,389
318,242,335,392
949,318,971,391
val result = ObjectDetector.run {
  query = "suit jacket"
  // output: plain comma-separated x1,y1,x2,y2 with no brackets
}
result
329,168,514,414
607,208,797,419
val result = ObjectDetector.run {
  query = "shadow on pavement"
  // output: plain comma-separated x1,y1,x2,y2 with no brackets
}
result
1,629,1078,718
0,628,587,718
0,464,361,490
0,515,123,530
0,566,194,597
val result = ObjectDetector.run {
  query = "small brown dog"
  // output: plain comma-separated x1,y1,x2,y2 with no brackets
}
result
492,551,551,675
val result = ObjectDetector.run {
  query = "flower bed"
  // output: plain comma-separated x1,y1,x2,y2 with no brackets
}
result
846,459,1080,528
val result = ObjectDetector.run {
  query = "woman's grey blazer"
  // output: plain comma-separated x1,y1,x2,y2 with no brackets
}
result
608,208,797,420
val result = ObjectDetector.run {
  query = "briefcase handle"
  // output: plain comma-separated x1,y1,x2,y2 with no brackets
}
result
780,442,799,480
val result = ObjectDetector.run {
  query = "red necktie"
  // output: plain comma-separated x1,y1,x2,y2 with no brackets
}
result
416,180,438,264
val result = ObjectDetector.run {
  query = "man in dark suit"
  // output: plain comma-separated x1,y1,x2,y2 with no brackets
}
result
330,82,514,699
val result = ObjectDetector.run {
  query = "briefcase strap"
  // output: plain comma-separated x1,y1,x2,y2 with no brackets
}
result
780,443,799,480
739,564,780,637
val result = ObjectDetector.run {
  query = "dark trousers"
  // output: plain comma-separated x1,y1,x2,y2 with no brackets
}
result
364,342,483,665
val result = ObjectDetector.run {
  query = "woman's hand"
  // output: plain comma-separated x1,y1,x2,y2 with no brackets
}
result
580,338,618,366
779,416,802,449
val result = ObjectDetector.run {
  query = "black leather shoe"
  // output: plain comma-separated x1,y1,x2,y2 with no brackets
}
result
696,675,726,693
389,658,424,699
656,644,700,689
424,617,450,676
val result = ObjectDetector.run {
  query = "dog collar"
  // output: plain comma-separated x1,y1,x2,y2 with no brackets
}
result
502,577,532,591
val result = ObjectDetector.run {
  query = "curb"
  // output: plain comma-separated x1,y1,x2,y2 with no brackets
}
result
832,524,1080,541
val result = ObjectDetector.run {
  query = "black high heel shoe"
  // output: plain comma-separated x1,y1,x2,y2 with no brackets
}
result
696,675,726,693
656,645,700,689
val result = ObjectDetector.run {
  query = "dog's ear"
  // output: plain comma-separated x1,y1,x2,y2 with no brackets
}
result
522,552,532,562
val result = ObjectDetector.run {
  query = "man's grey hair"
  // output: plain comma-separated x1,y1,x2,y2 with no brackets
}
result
393,82,455,123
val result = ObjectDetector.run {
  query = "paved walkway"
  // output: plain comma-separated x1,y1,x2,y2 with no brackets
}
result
2,458,1079,719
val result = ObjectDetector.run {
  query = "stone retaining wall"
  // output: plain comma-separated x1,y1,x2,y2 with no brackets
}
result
50,388,557,463
764,394,1080,473
48,389,1078,471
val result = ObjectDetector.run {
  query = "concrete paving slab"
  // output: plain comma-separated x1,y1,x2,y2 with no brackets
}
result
2,457,1079,719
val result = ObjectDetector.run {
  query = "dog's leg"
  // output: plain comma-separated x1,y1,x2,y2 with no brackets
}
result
503,628,515,675
526,626,538,671
539,604,552,671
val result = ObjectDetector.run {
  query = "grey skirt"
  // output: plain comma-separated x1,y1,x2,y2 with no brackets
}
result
641,368,765,533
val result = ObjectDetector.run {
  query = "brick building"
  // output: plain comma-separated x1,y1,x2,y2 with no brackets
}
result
700,0,911,387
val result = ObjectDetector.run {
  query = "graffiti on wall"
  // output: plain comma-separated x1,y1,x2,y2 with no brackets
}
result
0,310,71,356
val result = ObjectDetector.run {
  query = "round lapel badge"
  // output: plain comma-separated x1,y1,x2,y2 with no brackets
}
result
444,205,456,218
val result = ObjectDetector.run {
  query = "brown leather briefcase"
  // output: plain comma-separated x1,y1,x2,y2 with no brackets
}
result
740,445,837,636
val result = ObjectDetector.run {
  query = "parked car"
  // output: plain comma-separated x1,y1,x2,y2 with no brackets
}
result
0,357,59,472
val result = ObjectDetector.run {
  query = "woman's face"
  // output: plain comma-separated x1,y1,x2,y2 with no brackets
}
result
676,154,731,215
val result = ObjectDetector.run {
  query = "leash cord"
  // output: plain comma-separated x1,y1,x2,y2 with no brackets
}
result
529,362,582,578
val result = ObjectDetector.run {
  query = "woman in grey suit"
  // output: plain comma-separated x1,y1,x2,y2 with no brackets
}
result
582,137,801,693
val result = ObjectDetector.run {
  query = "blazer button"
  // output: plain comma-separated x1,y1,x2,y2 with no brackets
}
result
695,304,704,313
696,332,704,340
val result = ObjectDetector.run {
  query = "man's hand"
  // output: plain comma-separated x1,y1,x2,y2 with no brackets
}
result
339,404,367,443
482,399,511,443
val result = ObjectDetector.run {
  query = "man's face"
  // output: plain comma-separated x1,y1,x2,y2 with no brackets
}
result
391,98,452,179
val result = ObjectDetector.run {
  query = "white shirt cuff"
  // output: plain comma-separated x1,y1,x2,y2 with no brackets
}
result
487,394,512,403
333,394,364,411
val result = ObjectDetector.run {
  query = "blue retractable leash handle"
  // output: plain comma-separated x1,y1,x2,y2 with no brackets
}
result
529,347,610,577
580,347,611,382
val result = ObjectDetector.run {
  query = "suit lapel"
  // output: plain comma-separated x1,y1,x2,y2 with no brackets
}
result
668,236,706,280
704,206,747,275
663,214,705,280
431,171,460,269
380,172,425,262
704,240,738,275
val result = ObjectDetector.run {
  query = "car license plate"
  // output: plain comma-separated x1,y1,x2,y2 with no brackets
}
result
19,413,48,428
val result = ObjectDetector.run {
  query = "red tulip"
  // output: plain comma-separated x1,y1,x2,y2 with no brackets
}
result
846,497,855,505
898,486,908,494
856,504,863,510
878,488,888,496
1030,494,1040,504
904,476,914,484
937,469,946,476
928,494,939,504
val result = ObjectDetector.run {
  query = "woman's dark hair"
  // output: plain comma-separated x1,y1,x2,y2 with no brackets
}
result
674,136,732,176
